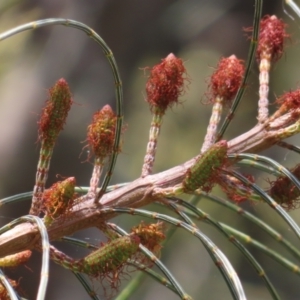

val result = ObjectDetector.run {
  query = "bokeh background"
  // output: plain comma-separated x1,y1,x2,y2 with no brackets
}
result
1,0,300,299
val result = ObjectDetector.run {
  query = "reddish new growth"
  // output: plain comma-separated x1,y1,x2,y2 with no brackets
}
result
131,221,165,257
42,177,76,222
220,174,255,204
256,15,289,62
146,53,187,114
269,164,300,210
87,105,117,159
276,89,300,113
0,279,18,300
38,78,73,147
208,55,244,103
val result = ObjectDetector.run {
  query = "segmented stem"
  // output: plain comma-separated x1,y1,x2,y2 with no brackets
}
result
141,112,163,177
201,96,224,153
204,193,300,260
100,207,246,300
258,57,270,123
62,235,185,299
109,223,192,300
221,223,300,276
257,15,288,122
31,145,53,215
89,157,104,197
0,270,18,300
0,215,49,300
166,198,280,300
50,245,81,272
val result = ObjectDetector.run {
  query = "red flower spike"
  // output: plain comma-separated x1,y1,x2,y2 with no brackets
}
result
269,164,300,210
131,222,165,257
42,177,76,222
38,78,73,147
219,174,255,204
146,53,187,114
277,89,300,112
209,55,244,103
256,15,289,62
87,105,117,159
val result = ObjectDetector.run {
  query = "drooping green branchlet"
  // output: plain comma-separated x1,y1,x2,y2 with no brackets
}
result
42,177,76,225
183,140,228,193
30,78,73,215
246,15,289,123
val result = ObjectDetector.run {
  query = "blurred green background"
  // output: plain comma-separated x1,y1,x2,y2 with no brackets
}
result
1,0,300,299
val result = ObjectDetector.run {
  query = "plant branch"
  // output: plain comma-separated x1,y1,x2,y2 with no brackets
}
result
0,110,298,257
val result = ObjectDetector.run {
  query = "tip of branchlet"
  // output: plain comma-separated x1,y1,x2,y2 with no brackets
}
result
38,78,73,147
87,105,118,160
256,15,289,62
208,55,244,104
145,53,187,114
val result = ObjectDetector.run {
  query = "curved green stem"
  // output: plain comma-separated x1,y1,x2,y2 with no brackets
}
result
166,198,280,300
221,223,300,276
0,269,19,300
100,207,246,300
0,18,123,201
216,0,262,140
203,193,300,259
0,215,49,300
224,169,300,241
107,223,192,300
